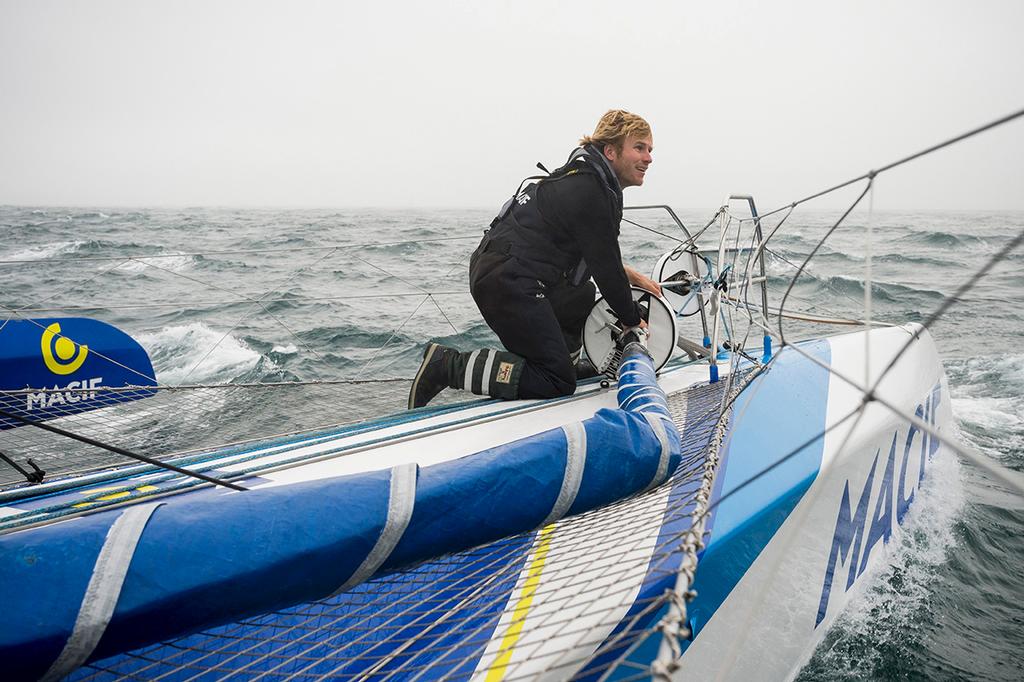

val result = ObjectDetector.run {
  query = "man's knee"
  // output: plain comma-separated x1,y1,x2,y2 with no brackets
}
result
518,360,577,399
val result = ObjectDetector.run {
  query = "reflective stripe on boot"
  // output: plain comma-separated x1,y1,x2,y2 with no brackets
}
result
451,349,525,400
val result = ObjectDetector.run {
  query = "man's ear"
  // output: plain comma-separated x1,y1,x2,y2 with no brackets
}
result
603,143,617,162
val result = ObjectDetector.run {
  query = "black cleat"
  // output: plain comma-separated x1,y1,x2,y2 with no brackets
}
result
408,343,454,409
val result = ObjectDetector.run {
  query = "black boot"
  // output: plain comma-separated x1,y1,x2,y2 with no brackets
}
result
408,343,458,409
575,358,601,380
410,344,527,409
569,343,600,380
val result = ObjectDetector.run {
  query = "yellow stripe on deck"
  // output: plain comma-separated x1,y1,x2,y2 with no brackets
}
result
485,524,555,681
72,485,159,508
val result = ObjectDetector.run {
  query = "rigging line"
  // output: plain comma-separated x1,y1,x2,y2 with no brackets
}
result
437,249,474,285
685,208,726,249
762,245,868,313
764,291,854,320
11,256,134,313
428,294,460,336
764,207,1023,432
274,545,527,680
13,290,471,313
777,180,873,348
0,306,159,384
735,197,871,316
401,515,672,682
0,235,483,266
620,217,686,244
622,207,723,252
756,106,1024,221
721,297,891,327
732,218,768,356
719,358,1024,521
97,257,340,383
0,377,414,393
868,226,1024,408
722,214,758,366
0,407,247,492
251,520,600,676
745,311,1024,497
134,252,336,372
117,446,704,675
349,253,430,295
865,181,875,389
354,294,431,380
700,406,862,528
725,208,866,329
280,466,704,675
176,248,340,383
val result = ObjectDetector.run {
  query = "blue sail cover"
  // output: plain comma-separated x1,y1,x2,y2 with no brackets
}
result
0,344,680,680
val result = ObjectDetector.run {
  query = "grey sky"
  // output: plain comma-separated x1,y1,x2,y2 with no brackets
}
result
1,0,1022,211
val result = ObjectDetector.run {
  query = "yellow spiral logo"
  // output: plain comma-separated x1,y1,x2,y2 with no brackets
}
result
41,322,89,375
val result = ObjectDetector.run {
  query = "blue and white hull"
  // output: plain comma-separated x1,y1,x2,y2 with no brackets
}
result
458,325,950,681
0,324,951,681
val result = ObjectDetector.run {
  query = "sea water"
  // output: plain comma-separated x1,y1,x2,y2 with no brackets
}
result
1,205,1021,680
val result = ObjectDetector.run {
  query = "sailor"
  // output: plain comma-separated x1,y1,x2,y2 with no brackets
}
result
409,109,662,409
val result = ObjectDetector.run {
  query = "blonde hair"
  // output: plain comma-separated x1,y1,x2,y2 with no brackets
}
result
579,109,652,152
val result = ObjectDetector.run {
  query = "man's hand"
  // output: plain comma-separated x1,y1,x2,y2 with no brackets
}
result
624,265,663,297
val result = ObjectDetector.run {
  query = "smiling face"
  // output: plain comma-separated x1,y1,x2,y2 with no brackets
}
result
604,135,653,188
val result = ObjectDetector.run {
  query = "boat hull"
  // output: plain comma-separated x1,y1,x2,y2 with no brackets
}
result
1,325,951,681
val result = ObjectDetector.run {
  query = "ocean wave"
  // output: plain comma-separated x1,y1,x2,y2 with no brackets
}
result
359,240,427,257
2,241,84,261
895,230,989,249
302,325,411,349
116,254,196,274
953,395,1023,443
948,354,1024,460
768,245,953,270
136,322,263,385
797,446,964,680
948,354,1024,392
874,253,951,267
818,275,945,303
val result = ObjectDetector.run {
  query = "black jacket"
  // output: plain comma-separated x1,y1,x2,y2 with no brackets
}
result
481,146,641,326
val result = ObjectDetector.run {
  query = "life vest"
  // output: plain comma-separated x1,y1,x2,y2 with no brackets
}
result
481,145,623,284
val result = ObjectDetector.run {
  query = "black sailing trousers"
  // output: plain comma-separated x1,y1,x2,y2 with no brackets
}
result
469,249,595,399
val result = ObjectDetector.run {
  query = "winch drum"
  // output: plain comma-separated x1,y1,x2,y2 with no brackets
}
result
582,286,677,373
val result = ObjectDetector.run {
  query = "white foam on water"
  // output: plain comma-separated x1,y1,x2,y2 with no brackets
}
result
952,395,1022,433
117,254,195,273
136,322,262,385
954,353,1024,386
805,442,965,676
949,353,1024,455
271,343,298,354
4,241,83,261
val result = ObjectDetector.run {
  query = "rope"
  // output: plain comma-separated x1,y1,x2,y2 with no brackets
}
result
754,106,1024,221
11,290,470,313
0,406,248,492
4,108,1024,681
0,235,483,266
